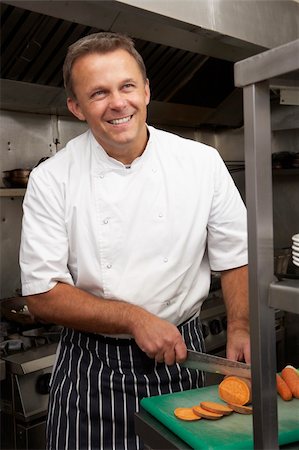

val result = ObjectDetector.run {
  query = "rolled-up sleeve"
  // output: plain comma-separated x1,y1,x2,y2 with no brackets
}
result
20,169,74,295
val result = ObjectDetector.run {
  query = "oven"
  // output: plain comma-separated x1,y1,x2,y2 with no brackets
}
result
0,323,59,450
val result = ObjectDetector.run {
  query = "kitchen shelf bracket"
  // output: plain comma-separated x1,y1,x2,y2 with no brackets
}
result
269,279,299,314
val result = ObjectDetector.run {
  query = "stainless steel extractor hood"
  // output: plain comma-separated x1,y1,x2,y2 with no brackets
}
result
1,0,298,128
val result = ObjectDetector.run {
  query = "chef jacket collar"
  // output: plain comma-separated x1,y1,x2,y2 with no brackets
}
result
90,126,153,173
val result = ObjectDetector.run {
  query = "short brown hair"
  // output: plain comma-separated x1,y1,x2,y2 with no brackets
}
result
63,32,147,99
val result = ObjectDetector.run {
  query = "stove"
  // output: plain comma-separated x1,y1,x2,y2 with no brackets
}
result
0,324,60,450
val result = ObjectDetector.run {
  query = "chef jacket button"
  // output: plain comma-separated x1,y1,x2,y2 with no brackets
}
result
103,218,109,224
163,257,168,263
100,173,105,178
152,168,157,173
158,213,163,218
106,264,112,269
166,301,170,306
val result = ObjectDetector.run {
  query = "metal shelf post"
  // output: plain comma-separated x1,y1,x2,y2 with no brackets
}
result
235,39,299,449
243,80,279,449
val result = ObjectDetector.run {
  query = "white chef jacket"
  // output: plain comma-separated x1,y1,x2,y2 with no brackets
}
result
20,126,247,327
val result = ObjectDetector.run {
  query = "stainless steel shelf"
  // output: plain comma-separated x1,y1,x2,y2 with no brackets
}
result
0,188,26,197
269,279,299,314
273,169,299,175
235,39,299,87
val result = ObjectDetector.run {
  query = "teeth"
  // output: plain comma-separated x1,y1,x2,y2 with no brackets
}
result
109,116,131,125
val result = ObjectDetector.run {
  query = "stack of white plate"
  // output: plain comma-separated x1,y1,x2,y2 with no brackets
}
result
292,234,299,267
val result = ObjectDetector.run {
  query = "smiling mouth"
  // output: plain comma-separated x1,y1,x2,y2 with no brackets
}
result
108,115,133,125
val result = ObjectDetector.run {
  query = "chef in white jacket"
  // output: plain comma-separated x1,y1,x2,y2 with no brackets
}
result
20,32,250,450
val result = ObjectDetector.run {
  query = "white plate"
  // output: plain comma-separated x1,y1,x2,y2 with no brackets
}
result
292,256,299,264
292,244,299,251
292,234,299,244
293,259,299,267
292,250,299,258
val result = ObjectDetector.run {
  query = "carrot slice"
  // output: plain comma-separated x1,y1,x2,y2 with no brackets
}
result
281,365,299,399
276,373,293,401
200,401,233,415
226,402,253,414
218,376,251,405
174,407,201,421
193,405,223,420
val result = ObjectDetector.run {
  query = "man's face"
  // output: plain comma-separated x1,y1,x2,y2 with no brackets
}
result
67,49,150,162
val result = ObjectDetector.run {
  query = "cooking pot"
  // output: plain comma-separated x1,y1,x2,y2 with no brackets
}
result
2,168,31,188
2,157,49,188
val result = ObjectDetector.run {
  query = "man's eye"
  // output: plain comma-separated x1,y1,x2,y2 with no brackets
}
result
92,90,105,98
123,83,134,89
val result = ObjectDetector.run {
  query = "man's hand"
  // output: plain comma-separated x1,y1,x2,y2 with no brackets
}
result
130,312,187,365
226,322,250,363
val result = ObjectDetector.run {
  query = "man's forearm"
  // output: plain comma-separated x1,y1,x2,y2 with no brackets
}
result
26,282,143,336
220,265,250,362
25,281,188,364
221,265,249,331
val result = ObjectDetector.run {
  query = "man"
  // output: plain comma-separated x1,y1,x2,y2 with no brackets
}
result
20,32,250,450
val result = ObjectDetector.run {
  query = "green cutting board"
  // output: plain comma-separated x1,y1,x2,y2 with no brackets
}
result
141,385,299,450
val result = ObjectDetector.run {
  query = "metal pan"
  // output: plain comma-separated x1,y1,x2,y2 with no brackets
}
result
2,169,31,188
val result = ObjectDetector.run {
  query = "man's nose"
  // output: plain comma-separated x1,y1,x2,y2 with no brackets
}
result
109,91,126,109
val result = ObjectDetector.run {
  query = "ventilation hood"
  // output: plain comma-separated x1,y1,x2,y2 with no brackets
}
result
1,0,298,129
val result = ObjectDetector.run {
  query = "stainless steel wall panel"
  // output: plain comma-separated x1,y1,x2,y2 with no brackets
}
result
0,196,23,298
0,110,55,182
56,116,89,151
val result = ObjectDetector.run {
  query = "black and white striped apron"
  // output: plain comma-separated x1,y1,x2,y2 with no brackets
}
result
47,316,205,450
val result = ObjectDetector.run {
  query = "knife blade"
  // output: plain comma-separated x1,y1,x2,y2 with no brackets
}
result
181,350,251,379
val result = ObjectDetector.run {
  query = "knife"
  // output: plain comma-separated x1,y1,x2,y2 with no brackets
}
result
181,350,251,379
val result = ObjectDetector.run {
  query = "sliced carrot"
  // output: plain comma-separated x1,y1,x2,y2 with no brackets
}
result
281,365,299,399
174,407,201,421
193,405,223,420
226,402,253,414
218,376,251,405
276,373,293,401
200,401,233,415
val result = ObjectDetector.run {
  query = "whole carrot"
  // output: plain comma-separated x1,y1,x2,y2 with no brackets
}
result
276,373,292,401
281,365,299,399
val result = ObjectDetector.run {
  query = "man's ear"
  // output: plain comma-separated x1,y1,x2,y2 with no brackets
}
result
145,78,150,106
67,97,86,121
